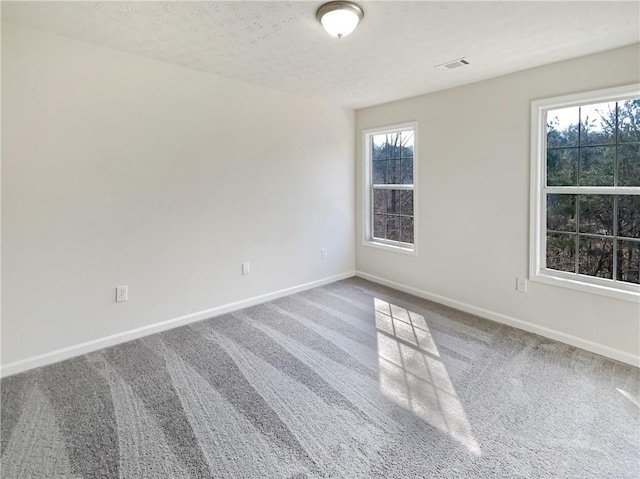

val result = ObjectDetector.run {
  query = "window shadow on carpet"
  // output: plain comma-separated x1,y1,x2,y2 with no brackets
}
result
374,297,481,456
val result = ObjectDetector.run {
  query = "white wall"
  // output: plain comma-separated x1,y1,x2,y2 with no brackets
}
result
1,24,355,367
356,44,640,363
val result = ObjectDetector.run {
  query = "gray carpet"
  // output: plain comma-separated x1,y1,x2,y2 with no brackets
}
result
1,277,639,478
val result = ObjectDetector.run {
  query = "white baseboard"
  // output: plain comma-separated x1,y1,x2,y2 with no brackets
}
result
4,269,636,377
356,271,640,368
0,271,356,378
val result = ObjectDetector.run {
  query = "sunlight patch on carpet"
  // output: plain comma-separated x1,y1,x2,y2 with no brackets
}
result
617,388,640,408
375,298,481,456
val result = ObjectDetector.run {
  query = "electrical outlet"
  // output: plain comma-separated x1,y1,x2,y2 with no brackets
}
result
242,262,251,275
116,285,128,302
516,277,528,293
320,248,327,259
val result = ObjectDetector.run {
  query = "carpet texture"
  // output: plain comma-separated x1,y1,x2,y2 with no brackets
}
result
1,277,639,478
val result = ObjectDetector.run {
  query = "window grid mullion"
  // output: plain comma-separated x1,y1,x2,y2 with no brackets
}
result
613,103,619,281
575,106,581,275
577,105,582,185
613,195,618,281
614,103,619,187
575,194,580,274
547,229,640,242
546,140,640,151
370,183,375,239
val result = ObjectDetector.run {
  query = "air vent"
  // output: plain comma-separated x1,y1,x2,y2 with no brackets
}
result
434,58,470,70
444,59,469,69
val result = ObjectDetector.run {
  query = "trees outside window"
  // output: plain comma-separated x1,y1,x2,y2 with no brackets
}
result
364,123,417,255
531,85,640,301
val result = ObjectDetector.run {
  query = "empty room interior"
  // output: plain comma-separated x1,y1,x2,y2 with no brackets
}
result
1,1,640,477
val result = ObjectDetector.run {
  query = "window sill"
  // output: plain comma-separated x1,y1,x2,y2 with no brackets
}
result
531,270,640,303
363,240,417,256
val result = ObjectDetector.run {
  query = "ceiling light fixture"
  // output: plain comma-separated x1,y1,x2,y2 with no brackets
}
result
316,1,364,39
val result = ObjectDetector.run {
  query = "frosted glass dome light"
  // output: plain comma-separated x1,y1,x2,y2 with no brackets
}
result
317,2,364,38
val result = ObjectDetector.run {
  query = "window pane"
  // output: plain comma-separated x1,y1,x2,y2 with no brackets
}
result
579,146,615,186
617,240,640,284
373,214,385,239
618,144,640,186
387,133,402,159
401,130,414,158
387,190,401,215
387,160,400,184
618,196,640,239
401,159,413,184
578,236,613,279
400,217,414,244
372,136,385,160
386,216,400,241
618,99,640,143
373,189,386,215
547,107,579,148
546,233,576,272
400,191,413,216
580,102,616,146
547,194,576,232
373,160,386,184
372,129,413,185
383,139,391,159
578,195,613,235
373,133,401,159
547,148,577,186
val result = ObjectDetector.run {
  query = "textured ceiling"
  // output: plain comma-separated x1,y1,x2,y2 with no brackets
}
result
2,1,639,109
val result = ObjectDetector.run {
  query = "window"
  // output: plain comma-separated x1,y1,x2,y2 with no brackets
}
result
363,122,417,254
530,85,640,301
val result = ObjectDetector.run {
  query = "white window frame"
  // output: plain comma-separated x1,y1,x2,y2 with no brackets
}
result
530,84,640,303
363,121,418,255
